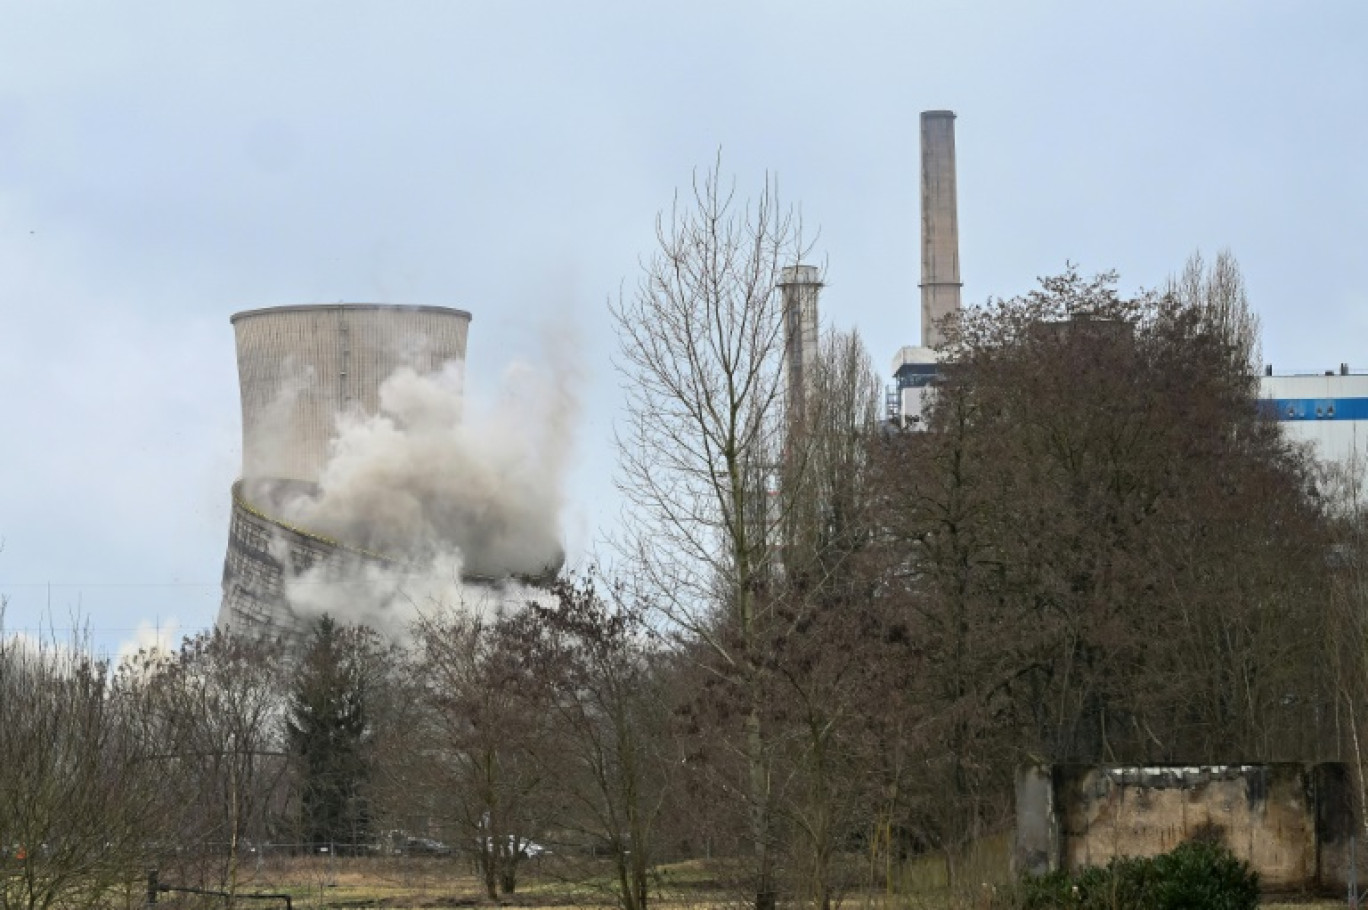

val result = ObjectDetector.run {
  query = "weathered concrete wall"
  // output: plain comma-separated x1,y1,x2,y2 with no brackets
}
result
219,303,474,642
216,480,398,645
1015,763,1354,893
1015,764,1061,875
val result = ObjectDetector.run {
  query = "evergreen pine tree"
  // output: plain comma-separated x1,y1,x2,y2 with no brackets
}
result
287,615,372,852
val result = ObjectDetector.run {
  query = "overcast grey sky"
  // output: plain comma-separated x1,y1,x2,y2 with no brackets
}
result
1,1,1364,657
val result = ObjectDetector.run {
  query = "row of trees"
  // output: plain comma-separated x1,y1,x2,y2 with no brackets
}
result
0,592,677,910
606,162,1363,910
6,165,1368,910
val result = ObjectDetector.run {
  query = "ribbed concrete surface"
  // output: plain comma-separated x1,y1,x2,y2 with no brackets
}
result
233,304,471,482
219,303,473,642
219,480,530,643
218,480,396,645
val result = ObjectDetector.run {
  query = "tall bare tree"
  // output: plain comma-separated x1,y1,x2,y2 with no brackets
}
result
612,157,808,910
501,572,673,910
1320,453,1368,835
1165,248,1261,376
765,328,886,910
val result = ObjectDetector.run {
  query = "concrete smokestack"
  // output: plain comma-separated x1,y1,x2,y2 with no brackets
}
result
779,264,822,433
920,110,961,348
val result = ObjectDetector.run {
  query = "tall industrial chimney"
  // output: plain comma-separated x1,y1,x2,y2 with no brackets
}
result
779,264,822,434
920,110,961,348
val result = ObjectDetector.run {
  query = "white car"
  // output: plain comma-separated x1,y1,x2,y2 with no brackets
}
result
477,835,549,858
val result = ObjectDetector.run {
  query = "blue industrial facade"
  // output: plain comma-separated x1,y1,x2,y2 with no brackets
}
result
1261,397,1368,421
1259,372,1368,465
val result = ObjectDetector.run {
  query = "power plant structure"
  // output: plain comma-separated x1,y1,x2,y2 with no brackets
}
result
919,109,962,350
889,109,961,427
780,263,823,435
199,110,1362,659
1259,364,1368,466
217,303,554,645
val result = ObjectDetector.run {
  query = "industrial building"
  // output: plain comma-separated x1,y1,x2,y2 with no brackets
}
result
1258,366,1368,466
882,111,1366,472
217,303,551,644
889,110,959,427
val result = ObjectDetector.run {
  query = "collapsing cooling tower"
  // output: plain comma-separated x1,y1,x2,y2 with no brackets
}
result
216,304,473,643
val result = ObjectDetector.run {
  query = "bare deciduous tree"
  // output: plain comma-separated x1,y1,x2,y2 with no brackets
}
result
504,572,673,910
765,328,886,910
0,630,172,910
612,157,808,910
865,265,1335,879
1166,248,1261,376
411,607,548,900
141,630,289,902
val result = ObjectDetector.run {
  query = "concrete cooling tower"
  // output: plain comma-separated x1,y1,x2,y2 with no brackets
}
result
233,304,471,483
217,303,550,644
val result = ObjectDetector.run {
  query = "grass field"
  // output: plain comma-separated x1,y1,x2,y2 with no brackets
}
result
156,853,1348,910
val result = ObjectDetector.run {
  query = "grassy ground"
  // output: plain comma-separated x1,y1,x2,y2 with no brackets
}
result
221,854,684,908
153,854,1352,910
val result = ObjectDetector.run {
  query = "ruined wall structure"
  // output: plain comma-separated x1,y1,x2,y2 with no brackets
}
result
1015,763,1355,893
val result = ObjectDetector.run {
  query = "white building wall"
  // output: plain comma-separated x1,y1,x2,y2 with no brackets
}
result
1259,372,1368,466
890,345,940,429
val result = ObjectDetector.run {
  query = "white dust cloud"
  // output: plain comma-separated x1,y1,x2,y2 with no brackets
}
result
115,618,182,669
282,354,572,575
241,358,315,482
281,551,551,640
252,337,578,633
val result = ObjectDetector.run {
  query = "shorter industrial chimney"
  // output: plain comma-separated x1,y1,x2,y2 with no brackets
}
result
779,264,822,435
920,110,961,349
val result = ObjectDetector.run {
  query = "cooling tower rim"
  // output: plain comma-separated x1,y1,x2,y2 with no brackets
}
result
230,303,473,325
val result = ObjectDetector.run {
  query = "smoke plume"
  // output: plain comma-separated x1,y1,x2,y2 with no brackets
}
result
285,358,568,574
252,334,578,632
279,550,551,640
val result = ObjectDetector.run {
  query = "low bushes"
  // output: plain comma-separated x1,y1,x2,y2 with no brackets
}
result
1006,841,1259,910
